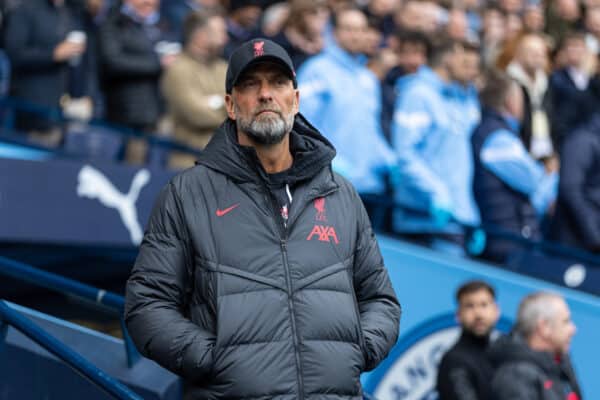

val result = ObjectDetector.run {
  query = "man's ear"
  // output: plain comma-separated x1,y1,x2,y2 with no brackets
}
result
294,89,300,114
225,94,236,120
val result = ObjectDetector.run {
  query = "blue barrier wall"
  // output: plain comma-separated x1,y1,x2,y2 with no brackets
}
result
363,236,600,399
0,157,174,247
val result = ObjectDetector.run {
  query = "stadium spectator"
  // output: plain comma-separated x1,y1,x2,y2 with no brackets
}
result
546,0,582,47
362,0,399,40
523,2,546,33
393,0,442,36
125,38,400,399
436,280,500,400
506,33,554,161
584,6,600,55
161,9,228,169
260,1,289,37
391,39,480,254
549,31,597,149
499,0,524,15
551,110,600,253
160,0,221,38
380,30,430,141
446,8,469,41
490,292,581,400
223,0,262,58
4,0,88,147
270,0,330,69
480,6,507,66
98,0,178,164
472,69,556,263
297,6,397,199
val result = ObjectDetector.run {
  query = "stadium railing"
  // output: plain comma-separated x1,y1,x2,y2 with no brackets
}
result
0,96,201,165
0,255,140,367
0,300,142,400
360,194,600,296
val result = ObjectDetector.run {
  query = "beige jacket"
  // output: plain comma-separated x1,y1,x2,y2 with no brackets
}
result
161,52,228,168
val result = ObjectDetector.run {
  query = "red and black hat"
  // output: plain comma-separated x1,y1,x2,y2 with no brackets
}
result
225,38,297,94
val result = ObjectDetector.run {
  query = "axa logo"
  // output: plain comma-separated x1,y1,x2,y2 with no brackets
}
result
307,225,339,244
254,41,264,57
76,165,150,245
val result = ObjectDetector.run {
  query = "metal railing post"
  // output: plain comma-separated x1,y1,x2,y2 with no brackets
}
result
0,255,141,367
0,300,143,400
119,318,140,368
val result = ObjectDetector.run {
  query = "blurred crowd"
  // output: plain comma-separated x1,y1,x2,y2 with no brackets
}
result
1,0,600,260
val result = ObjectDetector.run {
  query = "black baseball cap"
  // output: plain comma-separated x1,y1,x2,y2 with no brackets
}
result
226,38,297,94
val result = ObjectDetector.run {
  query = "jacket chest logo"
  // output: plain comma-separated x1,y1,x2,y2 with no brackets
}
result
306,197,339,244
307,225,339,244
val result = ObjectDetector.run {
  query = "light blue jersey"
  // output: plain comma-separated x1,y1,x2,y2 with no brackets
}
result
297,43,396,195
481,129,557,215
391,66,480,233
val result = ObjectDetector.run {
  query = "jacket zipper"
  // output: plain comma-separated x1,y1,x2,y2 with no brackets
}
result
281,240,305,400
263,188,305,399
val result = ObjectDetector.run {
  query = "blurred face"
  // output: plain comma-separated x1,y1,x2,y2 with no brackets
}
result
454,49,481,85
564,37,588,67
226,63,299,145
556,0,581,21
446,9,468,40
396,1,438,33
334,9,368,55
483,9,506,43
126,0,159,18
445,44,466,81
189,16,228,58
523,5,545,32
457,289,499,337
302,5,330,36
370,0,400,15
500,0,524,13
505,13,523,41
398,42,427,73
544,298,577,354
363,26,383,57
232,5,262,29
585,8,600,35
517,35,548,74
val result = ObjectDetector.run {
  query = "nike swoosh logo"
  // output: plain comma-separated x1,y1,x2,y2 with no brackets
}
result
216,203,240,217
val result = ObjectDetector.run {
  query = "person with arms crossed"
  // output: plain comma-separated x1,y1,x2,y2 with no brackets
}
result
125,38,401,400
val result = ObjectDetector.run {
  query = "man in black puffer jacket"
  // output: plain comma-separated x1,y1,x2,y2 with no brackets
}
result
125,38,401,400
490,292,581,400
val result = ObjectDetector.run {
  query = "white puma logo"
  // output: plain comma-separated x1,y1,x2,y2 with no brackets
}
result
76,165,150,245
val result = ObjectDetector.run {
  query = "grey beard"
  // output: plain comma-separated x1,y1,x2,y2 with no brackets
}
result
236,107,294,145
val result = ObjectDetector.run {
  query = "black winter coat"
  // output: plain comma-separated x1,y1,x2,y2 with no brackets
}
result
4,0,84,130
490,334,582,400
551,114,600,252
125,115,401,399
98,10,174,128
436,331,495,400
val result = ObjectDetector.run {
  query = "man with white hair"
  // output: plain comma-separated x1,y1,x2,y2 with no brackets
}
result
490,292,582,400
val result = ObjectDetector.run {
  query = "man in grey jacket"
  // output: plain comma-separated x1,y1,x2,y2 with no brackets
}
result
125,38,401,399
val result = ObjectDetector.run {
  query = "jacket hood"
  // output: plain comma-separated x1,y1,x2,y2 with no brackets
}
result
196,113,336,186
488,333,560,376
